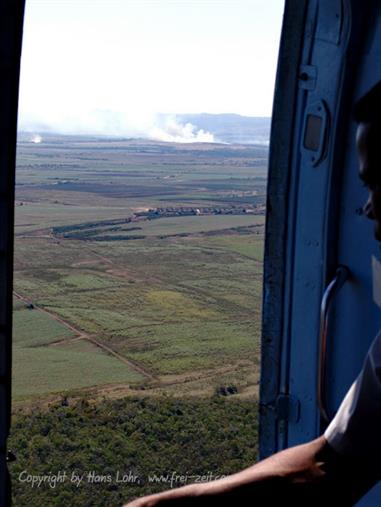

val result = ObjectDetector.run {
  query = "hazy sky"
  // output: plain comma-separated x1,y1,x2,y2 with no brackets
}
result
18,0,284,136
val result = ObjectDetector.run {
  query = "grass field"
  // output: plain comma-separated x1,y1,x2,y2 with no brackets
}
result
13,136,266,402
12,344,145,400
12,301,146,400
13,233,263,383
13,306,74,346
52,214,265,241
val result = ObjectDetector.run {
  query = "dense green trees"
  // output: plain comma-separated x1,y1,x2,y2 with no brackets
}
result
9,396,258,506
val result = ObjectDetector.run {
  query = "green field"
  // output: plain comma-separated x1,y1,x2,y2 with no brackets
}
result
13,136,266,402
52,214,265,240
13,344,145,400
12,303,145,400
13,232,263,388
13,305,74,347
124,214,263,236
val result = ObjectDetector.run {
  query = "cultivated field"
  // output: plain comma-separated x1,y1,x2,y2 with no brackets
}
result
13,134,267,403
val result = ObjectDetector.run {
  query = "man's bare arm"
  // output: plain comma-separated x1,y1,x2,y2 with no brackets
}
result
124,436,379,506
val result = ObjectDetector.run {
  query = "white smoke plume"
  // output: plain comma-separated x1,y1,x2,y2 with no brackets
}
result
18,110,215,144
29,134,42,144
149,117,214,143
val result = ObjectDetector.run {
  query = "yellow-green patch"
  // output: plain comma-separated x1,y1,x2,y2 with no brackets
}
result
146,290,220,320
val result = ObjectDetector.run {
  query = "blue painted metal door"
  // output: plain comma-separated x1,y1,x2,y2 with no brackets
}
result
260,0,381,504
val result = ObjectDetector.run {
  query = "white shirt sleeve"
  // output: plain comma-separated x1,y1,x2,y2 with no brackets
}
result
324,332,381,463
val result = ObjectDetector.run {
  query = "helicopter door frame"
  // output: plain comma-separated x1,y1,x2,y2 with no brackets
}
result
0,1,25,506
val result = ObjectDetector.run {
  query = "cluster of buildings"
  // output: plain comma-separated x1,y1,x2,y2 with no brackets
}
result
134,205,265,219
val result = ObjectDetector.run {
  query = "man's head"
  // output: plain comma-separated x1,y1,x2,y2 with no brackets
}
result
354,82,381,241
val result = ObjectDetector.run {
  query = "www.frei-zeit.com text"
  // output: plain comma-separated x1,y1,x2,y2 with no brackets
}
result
18,470,227,489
